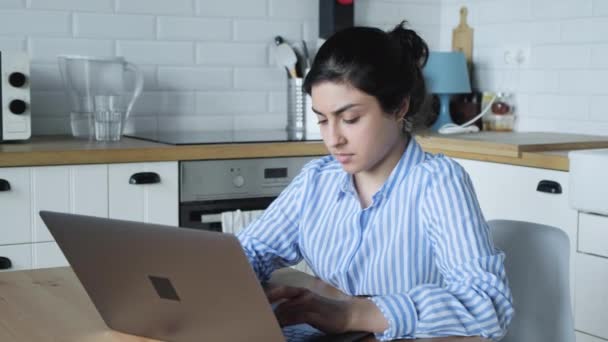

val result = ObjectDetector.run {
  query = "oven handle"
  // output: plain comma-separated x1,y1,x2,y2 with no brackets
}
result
201,213,222,224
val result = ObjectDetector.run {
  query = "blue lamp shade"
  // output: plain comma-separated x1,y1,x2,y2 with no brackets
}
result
423,51,471,131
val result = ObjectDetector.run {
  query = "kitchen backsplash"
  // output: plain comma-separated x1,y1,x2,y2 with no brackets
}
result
439,0,608,135
8,0,606,137
0,0,441,136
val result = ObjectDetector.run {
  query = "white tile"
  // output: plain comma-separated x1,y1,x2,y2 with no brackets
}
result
233,113,286,130
197,42,267,66
75,13,155,39
117,0,194,15
128,65,157,91
234,19,302,42
0,0,24,8
355,1,440,26
132,91,195,116
31,117,69,135
123,116,158,135
476,22,560,47
158,67,232,90
593,0,608,16
558,70,594,94
29,38,114,63
234,67,285,90
516,117,608,135
0,10,70,36
528,94,590,120
590,96,608,121
117,41,195,65
158,17,231,41
531,0,592,19
561,19,593,43
195,91,267,114
517,70,559,93
302,21,318,43
476,0,531,24
29,0,113,12
158,115,233,131
268,91,286,113
0,37,25,51
196,0,266,18
29,63,63,90
531,45,591,69
268,0,317,19
591,44,608,68
30,91,69,116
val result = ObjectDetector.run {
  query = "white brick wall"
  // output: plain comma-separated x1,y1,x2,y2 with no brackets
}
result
2,0,443,136
440,0,608,135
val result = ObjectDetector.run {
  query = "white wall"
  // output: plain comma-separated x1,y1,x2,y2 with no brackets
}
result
0,0,441,136
440,0,608,135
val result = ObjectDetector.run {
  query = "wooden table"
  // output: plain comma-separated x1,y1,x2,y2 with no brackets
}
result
0,267,487,342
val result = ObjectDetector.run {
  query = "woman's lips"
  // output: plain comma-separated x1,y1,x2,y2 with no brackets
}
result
335,153,353,164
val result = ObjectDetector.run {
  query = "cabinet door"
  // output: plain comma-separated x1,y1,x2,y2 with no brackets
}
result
454,159,578,308
0,244,32,271
32,242,69,269
575,253,608,340
576,332,608,342
0,167,31,245
108,162,178,226
32,165,108,243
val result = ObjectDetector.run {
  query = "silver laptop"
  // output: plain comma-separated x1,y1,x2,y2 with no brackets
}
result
40,211,368,342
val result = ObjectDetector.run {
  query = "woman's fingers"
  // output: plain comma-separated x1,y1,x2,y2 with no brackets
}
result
266,285,309,303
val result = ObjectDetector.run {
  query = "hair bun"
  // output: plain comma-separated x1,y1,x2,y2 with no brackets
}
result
388,21,429,69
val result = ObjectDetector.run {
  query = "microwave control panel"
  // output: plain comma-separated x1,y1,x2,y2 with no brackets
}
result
1,51,31,141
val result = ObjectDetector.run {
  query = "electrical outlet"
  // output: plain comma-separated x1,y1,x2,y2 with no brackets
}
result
502,45,530,67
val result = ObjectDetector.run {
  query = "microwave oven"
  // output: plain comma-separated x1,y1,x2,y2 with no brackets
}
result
1,51,31,141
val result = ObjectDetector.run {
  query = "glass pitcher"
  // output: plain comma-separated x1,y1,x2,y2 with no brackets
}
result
58,55,143,140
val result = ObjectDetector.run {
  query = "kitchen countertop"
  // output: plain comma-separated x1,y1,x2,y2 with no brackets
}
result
0,133,596,171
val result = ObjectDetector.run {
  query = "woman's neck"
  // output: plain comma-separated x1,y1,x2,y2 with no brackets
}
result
354,135,410,208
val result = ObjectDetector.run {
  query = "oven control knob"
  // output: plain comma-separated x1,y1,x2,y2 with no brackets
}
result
9,99,27,114
9,72,27,88
232,175,245,188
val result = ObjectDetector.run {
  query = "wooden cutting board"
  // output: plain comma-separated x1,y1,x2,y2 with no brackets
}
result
452,6,473,66
416,132,608,158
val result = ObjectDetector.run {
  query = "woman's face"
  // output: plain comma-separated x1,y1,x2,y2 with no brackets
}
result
311,81,406,176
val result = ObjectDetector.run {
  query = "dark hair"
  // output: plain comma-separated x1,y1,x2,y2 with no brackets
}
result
303,21,430,133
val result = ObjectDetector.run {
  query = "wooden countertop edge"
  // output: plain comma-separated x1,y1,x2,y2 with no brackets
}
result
0,141,330,167
424,148,569,171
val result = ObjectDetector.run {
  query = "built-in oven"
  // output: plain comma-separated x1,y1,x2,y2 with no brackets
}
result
179,156,316,232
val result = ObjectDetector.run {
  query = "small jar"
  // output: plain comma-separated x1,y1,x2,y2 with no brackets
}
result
482,92,515,131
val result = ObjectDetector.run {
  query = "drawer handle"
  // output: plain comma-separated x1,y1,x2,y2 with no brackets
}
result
536,180,562,194
0,256,12,270
0,179,10,192
129,172,161,185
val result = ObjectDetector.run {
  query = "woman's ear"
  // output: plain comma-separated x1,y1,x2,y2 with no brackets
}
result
396,97,410,121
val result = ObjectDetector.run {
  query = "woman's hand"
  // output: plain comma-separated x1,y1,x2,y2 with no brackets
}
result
265,284,389,334
266,284,354,334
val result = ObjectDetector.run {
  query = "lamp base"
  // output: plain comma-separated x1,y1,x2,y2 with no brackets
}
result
431,94,454,131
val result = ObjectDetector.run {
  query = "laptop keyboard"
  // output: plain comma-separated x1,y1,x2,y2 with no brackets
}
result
282,324,325,342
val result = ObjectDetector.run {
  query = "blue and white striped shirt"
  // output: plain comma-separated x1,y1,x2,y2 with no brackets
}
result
237,139,514,341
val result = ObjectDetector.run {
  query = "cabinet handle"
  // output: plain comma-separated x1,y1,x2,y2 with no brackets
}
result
129,172,161,185
536,180,562,194
0,256,12,270
0,179,10,192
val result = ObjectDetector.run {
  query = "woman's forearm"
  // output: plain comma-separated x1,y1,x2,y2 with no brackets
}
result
347,297,389,333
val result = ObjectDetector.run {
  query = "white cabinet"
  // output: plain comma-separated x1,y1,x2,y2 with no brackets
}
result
0,244,32,271
33,242,69,269
575,253,608,340
32,165,108,243
454,159,578,308
109,162,178,226
0,161,178,271
576,332,608,342
0,167,31,245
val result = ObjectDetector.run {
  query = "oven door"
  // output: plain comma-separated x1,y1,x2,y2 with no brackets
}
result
179,196,275,232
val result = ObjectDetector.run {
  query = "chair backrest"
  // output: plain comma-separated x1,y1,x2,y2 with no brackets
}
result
488,219,575,342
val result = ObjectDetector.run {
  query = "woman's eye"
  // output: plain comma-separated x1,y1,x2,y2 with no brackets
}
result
316,119,327,125
343,117,359,124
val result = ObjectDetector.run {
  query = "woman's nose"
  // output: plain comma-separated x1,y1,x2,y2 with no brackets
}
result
325,123,346,147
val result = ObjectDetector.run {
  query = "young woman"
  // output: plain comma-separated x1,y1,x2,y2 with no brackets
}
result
237,22,513,341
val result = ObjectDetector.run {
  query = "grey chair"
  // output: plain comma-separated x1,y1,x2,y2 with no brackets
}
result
488,220,575,342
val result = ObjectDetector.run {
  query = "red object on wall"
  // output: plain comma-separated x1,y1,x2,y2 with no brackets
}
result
337,0,353,5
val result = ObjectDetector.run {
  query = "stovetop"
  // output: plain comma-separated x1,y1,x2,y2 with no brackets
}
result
125,130,315,145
